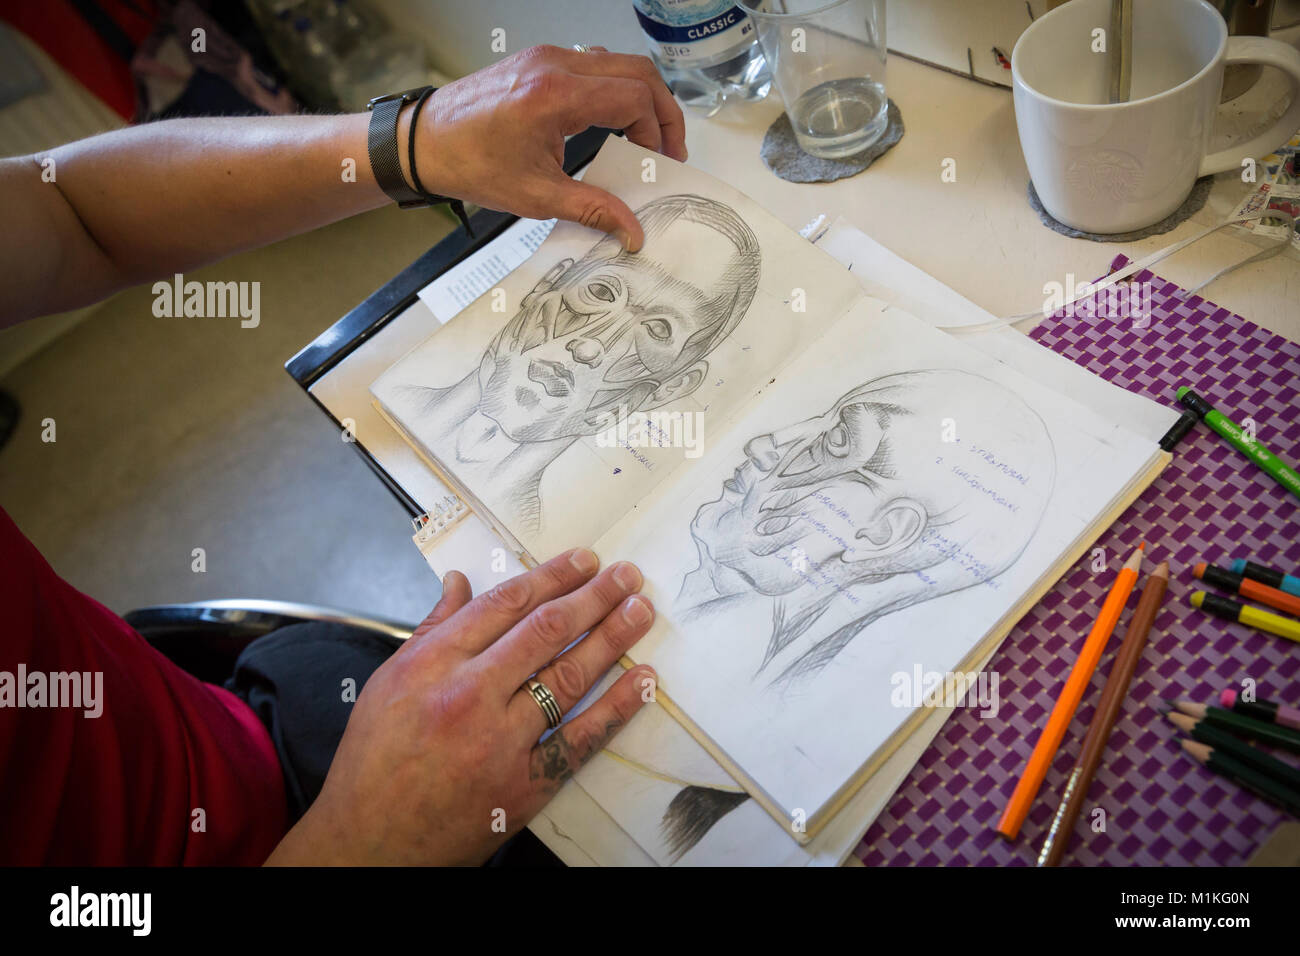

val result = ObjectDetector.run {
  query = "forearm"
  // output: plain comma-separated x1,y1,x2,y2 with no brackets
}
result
0,46,687,327
1,112,387,324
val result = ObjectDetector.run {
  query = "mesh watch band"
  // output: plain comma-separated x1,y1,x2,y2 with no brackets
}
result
366,85,475,235
366,88,431,208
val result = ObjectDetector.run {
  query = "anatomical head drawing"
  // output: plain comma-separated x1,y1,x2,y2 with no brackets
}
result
476,194,761,443
680,369,1057,686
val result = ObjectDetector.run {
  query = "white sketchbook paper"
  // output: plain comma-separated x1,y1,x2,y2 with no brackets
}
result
372,137,1166,841
593,297,1163,836
372,136,863,559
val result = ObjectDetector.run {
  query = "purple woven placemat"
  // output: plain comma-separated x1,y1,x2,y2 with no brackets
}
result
856,256,1300,866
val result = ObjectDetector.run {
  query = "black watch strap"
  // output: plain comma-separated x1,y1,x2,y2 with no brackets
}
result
367,86,433,208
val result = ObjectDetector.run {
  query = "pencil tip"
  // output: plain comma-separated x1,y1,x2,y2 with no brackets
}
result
1154,562,1170,578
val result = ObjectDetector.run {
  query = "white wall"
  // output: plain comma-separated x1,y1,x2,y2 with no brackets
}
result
367,1,1060,87
373,0,646,78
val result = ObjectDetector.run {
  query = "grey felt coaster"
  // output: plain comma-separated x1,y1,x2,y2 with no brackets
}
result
1027,175,1214,242
761,99,904,183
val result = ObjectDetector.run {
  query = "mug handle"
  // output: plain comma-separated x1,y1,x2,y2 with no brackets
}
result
1199,36,1300,177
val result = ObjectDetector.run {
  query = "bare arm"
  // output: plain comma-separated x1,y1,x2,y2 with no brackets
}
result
0,113,383,324
0,45,686,326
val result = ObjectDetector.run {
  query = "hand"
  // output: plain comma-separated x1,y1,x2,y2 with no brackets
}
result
411,44,688,252
265,548,657,866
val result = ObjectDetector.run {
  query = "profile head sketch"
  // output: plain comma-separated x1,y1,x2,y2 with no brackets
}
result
678,369,1057,687
400,194,761,534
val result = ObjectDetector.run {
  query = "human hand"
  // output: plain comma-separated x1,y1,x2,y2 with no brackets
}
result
411,44,688,252
264,548,656,866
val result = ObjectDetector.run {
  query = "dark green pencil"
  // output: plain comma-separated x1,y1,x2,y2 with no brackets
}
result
1167,711,1300,792
1172,700,1300,754
1181,740,1300,816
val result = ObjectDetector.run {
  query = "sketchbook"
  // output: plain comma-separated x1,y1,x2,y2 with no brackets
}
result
371,136,1169,841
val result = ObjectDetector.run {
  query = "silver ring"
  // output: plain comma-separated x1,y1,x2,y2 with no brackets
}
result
526,678,563,729
572,43,594,53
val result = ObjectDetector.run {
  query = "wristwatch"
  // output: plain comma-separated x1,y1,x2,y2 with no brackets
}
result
366,85,473,233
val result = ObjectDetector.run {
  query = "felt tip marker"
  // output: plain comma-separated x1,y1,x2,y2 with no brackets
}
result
1176,387,1300,501
1190,590,1300,645
1229,559,1300,598
1193,562,1300,617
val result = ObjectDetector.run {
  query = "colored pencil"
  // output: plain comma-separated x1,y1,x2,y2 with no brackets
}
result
1038,562,1168,866
1194,562,1300,617
1179,740,1300,816
1230,558,1300,598
997,542,1144,840
1167,711,1300,792
1189,591,1300,645
1171,700,1300,754
1220,688,1300,732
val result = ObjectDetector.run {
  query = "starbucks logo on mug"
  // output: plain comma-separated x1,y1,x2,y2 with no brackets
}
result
1065,149,1143,202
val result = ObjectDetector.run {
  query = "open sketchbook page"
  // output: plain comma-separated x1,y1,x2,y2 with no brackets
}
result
371,137,862,559
814,218,1182,442
595,297,1162,834
568,654,989,866
564,224,1177,865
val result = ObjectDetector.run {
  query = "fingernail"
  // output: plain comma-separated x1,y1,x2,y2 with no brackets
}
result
612,561,642,592
614,228,637,253
622,594,652,626
569,548,599,575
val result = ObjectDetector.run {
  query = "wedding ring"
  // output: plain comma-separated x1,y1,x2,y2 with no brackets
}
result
526,678,563,729
572,43,594,53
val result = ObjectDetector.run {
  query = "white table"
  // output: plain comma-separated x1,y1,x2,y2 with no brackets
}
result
305,52,1298,866
677,54,1298,342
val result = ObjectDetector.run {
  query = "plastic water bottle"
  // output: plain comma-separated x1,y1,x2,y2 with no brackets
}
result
632,1,772,117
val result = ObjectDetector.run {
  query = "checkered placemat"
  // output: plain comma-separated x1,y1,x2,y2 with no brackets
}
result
856,256,1300,866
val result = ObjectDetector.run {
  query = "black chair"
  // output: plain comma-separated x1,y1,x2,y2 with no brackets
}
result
124,598,415,685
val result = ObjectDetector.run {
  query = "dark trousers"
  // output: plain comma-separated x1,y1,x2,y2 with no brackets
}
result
225,621,560,866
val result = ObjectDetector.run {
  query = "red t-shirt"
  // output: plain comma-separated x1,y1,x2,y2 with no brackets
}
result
0,507,287,864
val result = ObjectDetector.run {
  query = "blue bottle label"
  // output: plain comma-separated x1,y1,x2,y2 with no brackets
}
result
633,1,759,66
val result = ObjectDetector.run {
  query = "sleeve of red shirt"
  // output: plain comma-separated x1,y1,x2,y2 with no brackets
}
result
0,507,288,865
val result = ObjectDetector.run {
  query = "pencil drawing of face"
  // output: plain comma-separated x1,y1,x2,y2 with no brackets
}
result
392,194,762,537
477,195,760,442
679,369,1056,686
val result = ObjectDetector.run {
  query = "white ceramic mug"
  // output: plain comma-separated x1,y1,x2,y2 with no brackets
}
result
1012,0,1300,234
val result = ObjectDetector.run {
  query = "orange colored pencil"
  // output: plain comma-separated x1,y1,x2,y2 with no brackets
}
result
1037,562,1168,866
996,542,1145,840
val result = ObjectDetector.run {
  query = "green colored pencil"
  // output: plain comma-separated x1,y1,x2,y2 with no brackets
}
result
1168,711,1300,791
1181,740,1300,815
1173,700,1300,754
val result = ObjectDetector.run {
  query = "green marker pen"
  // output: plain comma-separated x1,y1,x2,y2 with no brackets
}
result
1177,386,1300,502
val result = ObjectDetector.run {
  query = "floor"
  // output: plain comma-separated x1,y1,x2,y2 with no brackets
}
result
0,204,461,625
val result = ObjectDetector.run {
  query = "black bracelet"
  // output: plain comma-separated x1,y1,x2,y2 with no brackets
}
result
405,87,475,238
406,86,436,197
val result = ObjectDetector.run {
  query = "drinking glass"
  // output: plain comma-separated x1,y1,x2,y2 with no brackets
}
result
741,0,889,159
